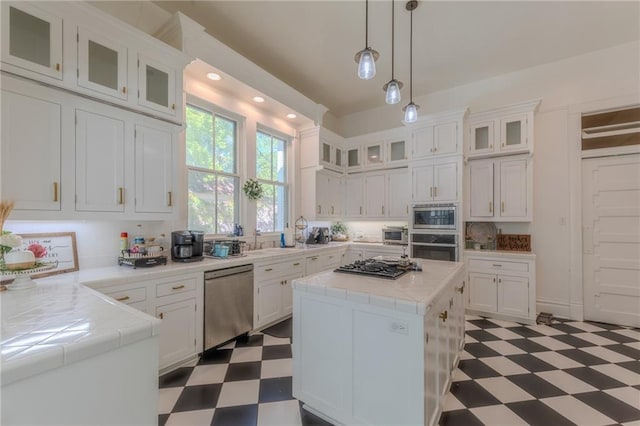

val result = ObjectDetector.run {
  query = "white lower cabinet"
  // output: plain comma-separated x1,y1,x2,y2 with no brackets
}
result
156,298,196,369
254,258,305,329
465,251,536,323
305,250,344,276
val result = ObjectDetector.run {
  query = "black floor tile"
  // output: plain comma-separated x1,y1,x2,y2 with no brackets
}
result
508,338,553,353
604,343,640,360
506,373,567,398
463,342,501,358
449,381,501,408
458,359,501,379
466,329,502,342
235,334,264,347
299,401,335,426
172,384,222,412
506,354,556,372
549,334,595,348
549,323,585,334
594,331,637,343
259,376,294,403
467,319,502,329
262,344,293,360
574,390,640,423
564,367,627,389
224,361,262,382
506,400,575,426
199,348,233,365
159,367,194,388
439,409,484,426
158,414,169,426
507,326,545,338
584,321,623,331
211,404,258,426
617,360,640,374
557,348,608,366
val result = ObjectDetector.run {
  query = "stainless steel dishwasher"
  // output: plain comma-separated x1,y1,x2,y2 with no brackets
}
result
204,264,254,351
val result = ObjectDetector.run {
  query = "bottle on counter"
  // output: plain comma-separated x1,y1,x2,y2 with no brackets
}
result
120,232,129,251
280,232,286,248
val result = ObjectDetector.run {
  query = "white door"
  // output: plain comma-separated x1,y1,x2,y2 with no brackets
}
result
157,298,196,369
433,162,458,202
583,154,640,327
256,279,283,327
387,170,410,218
412,165,434,202
364,174,386,217
434,122,458,156
499,158,527,218
469,160,494,218
468,272,497,313
135,124,173,213
315,173,329,216
344,176,363,217
498,275,529,318
411,125,434,159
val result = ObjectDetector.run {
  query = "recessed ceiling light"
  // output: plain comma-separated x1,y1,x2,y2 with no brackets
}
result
206,72,221,81
253,96,265,103
286,113,297,119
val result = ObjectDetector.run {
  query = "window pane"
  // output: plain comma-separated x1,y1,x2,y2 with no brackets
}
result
257,183,275,232
216,175,238,234
273,137,286,183
256,131,272,180
274,184,286,231
215,116,236,173
186,106,213,169
188,170,216,234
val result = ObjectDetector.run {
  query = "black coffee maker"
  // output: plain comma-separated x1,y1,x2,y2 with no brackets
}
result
171,230,204,262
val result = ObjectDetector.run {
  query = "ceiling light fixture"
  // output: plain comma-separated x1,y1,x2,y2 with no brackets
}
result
383,0,403,104
253,96,265,103
286,113,297,119
354,0,379,80
206,72,221,81
402,0,419,123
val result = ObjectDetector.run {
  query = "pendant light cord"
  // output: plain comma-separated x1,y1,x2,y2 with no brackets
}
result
391,0,395,78
409,4,413,102
365,0,369,47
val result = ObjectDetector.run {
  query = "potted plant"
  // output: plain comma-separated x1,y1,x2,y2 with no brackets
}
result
242,179,264,201
330,222,348,241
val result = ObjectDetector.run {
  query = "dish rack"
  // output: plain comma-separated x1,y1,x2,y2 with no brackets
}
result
205,239,246,258
118,251,168,268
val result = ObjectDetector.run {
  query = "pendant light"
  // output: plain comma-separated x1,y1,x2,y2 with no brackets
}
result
382,0,403,104
403,0,419,123
354,0,379,80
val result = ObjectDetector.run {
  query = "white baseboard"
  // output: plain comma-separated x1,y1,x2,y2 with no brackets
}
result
570,302,584,321
536,299,571,320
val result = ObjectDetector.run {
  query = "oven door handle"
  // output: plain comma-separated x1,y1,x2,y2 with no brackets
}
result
411,242,457,247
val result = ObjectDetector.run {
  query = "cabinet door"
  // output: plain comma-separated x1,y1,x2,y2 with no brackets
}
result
305,255,323,276
257,279,283,327
75,110,125,212
328,176,343,217
469,121,495,157
138,55,176,116
387,170,410,218
135,124,173,213
434,296,451,398
346,147,361,170
1,3,63,80
412,165,434,202
499,114,528,154
320,141,332,166
1,90,61,210
424,306,439,426
469,161,494,218
281,273,302,316
498,275,529,318
499,159,527,218
411,125,434,159
344,176,364,217
157,297,196,369
77,27,128,100
433,162,458,202
315,173,330,216
364,174,386,217
388,140,406,163
334,147,343,169
433,122,458,156
345,249,364,265
468,272,497,313
365,143,384,167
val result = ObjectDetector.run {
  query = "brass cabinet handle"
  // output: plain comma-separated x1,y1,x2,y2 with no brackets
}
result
171,104,176,110
317,205,321,214
498,278,502,284
489,144,493,149
360,206,362,215
168,191,172,207
172,285,185,290
493,277,496,283
381,206,385,215
55,63,60,71
501,201,505,213
116,296,130,302
122,86,127,94
434,147,438,152
430,187,433,197
331,206,334,214
456,283,465,294
439,310,448,322
489,201,492,213
265,268,273,272
159,312,164,320
118,187,124,204
53,182,59,202
293,262,300,266
434,187,438,198
310,257,318,261
492,264,502,267
406,205,409,214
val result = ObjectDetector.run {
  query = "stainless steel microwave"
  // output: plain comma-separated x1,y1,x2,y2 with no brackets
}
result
412,204,457,230
382,227,408,245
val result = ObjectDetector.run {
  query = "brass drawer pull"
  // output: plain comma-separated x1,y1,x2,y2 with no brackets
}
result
116,296,130,302
118,187,124,204
293,262,300,266
122,86,127,94
439,310,448,322
489,201,492,213
53,182,59,202
265,268,273,272
172,285,185,290
55,63,60,71
159,312,164,320
168,191,172,207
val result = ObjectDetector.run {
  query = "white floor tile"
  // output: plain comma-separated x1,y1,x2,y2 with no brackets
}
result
219,341,236,350
471,404,529,426
165,409,215,426
605,387,640,410
564,321,608,333
442,392,465,412
186,364,229,386
459,350,475,360
261,358,293,379
257,399,302,426
465,322,481,331
158,387,183,414
625,341,640,350
532,351,584,369
483,340,526,356
485,327,524,340
612,328,640,340
529,336,574,351
229,346,263,363
592,364,640,386
486,318,522,328
579,345,634,363
541,395,615,426
216,379,260,408
525,324,566,336
535,370,597,394
263,334,291,346
622,421,640,426
476,377,535,403
573,332,618,346
464,335,478,343
479,356,530,376
451,368,471,382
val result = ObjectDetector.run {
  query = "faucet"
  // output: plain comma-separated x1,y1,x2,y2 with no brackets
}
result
254,229,261,250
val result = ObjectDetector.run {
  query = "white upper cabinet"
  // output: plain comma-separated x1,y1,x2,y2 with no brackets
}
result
410,110,466,160
387,139,407,164
134,124,174,213
468,161,494,218
1,2,63,80
364,174,386,218
346,146,362,171
344,176,364,218
77,27,128,100
387,170,410,218
138,55,177,116
467,100,539,159
499,158,528,218
300,127,345,173
411,159,460,203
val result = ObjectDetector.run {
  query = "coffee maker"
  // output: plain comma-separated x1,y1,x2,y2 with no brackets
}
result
172,230,204,262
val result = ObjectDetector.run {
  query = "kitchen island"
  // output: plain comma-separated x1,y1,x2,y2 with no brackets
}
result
292,260,465,426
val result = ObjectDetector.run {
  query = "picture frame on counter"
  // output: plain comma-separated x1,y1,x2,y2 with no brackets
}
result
18,232,79,277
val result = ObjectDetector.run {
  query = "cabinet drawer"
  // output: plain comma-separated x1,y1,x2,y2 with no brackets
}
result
156,277,197,297
468,258,529,273
256,259,304,281
105,286,146,305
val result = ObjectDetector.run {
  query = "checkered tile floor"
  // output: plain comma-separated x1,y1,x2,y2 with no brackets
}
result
159,316,640,426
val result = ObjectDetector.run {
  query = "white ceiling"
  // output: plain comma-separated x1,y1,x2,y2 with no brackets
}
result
153,1,639,118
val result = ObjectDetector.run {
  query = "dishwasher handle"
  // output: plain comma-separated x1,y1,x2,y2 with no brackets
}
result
205,264,253,280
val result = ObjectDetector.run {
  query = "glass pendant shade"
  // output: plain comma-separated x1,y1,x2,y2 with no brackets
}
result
403,102,418,123
385,79,402,104
357,48,377,80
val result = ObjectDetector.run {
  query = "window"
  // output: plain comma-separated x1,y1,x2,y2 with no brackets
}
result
186,103,239,234
256,130,288,232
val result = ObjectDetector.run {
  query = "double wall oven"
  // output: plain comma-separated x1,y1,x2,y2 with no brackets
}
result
410,203,459,262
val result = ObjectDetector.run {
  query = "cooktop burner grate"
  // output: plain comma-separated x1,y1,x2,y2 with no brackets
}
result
334,259,410,280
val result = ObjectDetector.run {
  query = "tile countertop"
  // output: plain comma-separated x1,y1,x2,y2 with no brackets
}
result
292,260,465,316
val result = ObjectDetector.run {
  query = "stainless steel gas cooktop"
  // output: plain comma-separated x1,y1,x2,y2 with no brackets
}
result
334,259,410,280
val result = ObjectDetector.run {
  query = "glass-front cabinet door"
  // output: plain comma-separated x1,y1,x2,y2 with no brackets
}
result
347,147,361,170
335,147,343,168
77,27,128,100
499,114,528,154
365,143,384,166
1,2,63,80
388,140,406,163
469,121,495,157
138,55,176,116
